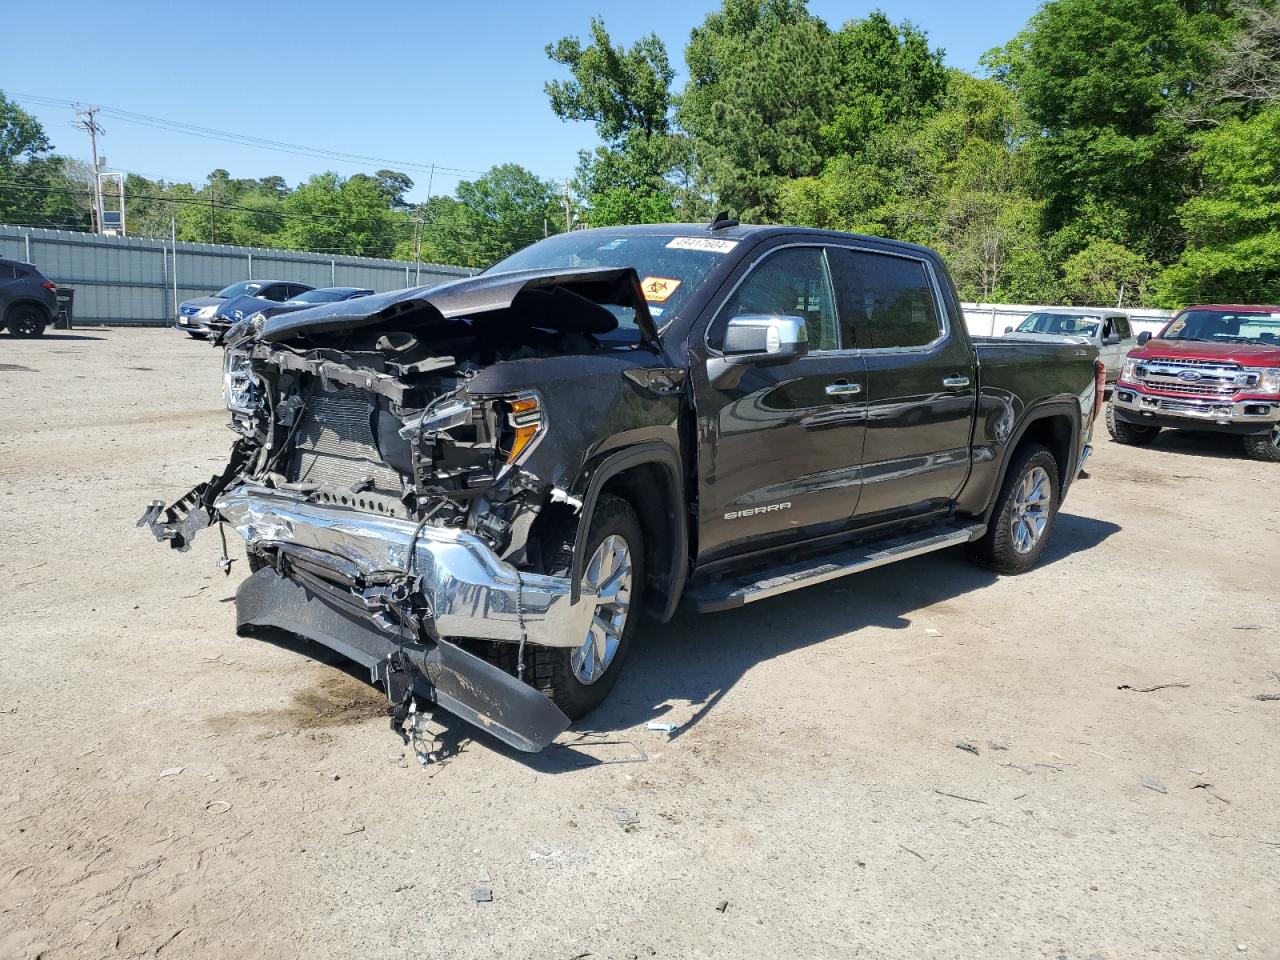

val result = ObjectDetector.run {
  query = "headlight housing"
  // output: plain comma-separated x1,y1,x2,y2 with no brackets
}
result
1240,366,1280,395
197,304,218,320
1121,358,1137,382
223,350,259,413
503,394,542,464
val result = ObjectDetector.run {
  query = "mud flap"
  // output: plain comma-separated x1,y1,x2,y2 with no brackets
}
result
236,566,570,753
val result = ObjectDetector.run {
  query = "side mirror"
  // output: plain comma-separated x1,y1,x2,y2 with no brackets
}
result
708,314,809,388
1004,325,1014,335
1137,331,1151,345
1104,332,1122,345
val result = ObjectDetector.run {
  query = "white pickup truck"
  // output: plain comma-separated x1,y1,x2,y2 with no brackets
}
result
1005,307,1136,387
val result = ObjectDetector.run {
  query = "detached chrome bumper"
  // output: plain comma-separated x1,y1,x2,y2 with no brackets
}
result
215,484,593,648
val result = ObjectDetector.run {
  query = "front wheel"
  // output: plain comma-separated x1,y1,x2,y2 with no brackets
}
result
531,493,645,720
6,305,47,338
969,443,1060,575
1243,425,1280,462
1106,400,1160,445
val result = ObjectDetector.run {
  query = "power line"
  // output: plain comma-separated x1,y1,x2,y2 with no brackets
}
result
10,91,505,181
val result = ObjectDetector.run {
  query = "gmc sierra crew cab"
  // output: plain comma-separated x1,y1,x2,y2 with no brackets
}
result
142,221,1104,752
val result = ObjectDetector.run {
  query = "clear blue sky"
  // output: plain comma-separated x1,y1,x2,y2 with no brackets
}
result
2,0,1038,202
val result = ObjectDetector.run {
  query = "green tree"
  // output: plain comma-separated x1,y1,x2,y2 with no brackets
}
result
1156,105,1280,305
419,164,562,268
0,90,90,229
546,18,682,225
985,0,1229,264
824,11,949,157
279,172,402,257
679,0,839,219
1062,238,1157,305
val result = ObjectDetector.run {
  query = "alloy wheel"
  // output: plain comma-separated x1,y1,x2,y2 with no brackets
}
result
571,534,633,685
1010,465,1052,554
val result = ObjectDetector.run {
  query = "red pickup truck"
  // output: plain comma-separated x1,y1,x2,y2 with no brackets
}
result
1108,304,1280,461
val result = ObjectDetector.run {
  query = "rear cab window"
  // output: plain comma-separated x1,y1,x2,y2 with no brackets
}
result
827,247,942,349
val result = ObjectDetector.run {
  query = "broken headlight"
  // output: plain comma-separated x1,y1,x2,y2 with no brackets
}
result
223,350,260,413
503,393,543,464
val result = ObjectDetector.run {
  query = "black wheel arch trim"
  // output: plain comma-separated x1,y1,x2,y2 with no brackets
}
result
568,440,688,623
4,299,53,322
981,400,1081,526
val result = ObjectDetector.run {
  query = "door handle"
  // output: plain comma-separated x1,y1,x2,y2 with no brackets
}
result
825,381,863,396
942,375,971,389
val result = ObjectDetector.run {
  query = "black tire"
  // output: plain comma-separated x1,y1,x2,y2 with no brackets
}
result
1243,426,1280,463
6,305,47,338
528,493,646,720
969,443,1061,575
1106,400,1160,445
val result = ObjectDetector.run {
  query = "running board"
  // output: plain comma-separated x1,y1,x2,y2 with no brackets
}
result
686,523,986,613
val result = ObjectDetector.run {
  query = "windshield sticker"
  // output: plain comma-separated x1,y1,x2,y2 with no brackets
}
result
598,238,628,250
640,276,682,302
666,236,739,254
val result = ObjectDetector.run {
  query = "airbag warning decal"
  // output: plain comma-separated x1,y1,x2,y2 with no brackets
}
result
640,276,681,302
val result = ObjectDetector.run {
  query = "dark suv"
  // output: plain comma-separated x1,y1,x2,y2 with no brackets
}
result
0,256,58,337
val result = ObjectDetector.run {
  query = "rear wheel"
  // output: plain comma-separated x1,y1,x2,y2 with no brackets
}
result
1106,399,1160,445
969,443,1060,575
1243,425,1280,462
6,305,47,338
530,493,645,720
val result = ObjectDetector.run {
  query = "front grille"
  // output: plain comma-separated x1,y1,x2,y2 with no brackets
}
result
1135,356,1242,398
288,386,404,494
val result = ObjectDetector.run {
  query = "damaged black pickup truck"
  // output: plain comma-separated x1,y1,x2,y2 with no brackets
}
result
143,223,1103,752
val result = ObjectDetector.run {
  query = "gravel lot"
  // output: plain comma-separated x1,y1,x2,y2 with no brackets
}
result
1,329,1277,960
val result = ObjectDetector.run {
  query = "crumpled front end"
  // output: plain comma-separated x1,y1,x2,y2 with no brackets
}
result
140,267,669,751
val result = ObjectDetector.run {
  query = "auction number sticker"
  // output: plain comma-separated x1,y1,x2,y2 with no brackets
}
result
640,276,682,302
666,236,739,254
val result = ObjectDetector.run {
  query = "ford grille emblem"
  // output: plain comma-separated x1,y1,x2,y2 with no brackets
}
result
1177,370,1202,381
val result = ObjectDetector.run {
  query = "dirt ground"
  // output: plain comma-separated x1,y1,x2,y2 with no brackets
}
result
1,328,1277,960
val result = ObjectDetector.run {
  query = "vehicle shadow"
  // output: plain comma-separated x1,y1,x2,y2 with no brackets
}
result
1141,430,1251,460
511,510,1121,772
26,333,107,341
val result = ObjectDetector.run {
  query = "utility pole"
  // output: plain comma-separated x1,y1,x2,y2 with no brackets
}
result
563,180,572,233
209,184,217,244
73,105,105,234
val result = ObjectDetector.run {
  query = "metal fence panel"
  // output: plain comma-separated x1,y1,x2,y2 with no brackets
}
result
0,224,474,325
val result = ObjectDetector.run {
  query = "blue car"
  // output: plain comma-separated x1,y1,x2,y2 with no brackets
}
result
176,280,313,338
217,286,375,330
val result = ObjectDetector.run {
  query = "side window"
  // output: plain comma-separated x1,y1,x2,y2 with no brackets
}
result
0,264,16,281
718,246,839,352
263,284,290,302
828,248,942,350
1115,316,1131,339
289,284,310,299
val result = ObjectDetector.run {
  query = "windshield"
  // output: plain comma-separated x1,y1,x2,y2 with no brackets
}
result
1016,312,1100,336
287,289,355,304
488,231,739,327
1161,309,1280,346
215,281,263,299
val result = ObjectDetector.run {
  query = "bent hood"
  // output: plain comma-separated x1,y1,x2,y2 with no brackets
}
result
1134,338,1280,367
259,266,657,344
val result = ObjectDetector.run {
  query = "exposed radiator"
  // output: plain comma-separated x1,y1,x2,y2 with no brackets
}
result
288,386,404,494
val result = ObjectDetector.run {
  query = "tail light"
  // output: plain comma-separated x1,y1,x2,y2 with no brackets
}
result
41,281,56,291
1094,359,1106,419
